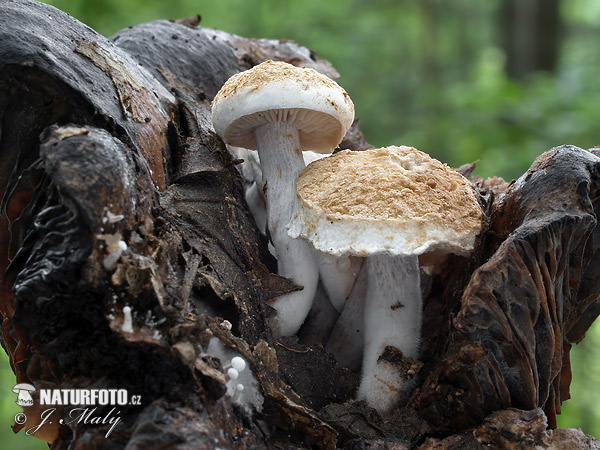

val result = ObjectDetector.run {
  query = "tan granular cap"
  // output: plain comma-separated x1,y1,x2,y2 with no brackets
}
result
295,146,482,239
211,60,355,152
212,60,347,104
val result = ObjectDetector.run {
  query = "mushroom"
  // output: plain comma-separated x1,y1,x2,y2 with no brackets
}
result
231,146,363,312
211,60,354,336
288,145,483,412
13,383,35,406
98,234,128,271
121,305,134,333
230,356,247,372
228,146,268,235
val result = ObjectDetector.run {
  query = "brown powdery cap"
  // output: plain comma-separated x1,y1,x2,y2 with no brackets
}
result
288,145,483,257
211,60,354,152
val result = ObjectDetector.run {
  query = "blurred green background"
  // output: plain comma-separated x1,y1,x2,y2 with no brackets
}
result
2,0,599,448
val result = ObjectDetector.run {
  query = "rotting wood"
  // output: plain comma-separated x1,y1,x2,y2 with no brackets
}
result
0,1,599,448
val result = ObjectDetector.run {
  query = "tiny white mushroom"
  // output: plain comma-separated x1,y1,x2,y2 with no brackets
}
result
104,210,125,224
212,60,354,336
289,146,483,413
227,368,239,380
219,320,233,331
206,338,264,411
230,356,246,372
231,383,245,403
121,306,134,333
102,239,127,271
245,182,267,234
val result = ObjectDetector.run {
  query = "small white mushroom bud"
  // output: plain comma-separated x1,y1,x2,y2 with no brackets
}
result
219,320,232,331
230,356,246,372
121,306,133,333
103,240,127,271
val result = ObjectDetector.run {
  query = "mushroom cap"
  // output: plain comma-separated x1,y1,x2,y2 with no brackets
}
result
12,383,35,393
211,60,354,153
288,146,483,257
230,356,246,372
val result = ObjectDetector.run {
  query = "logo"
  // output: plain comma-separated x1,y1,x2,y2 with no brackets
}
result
11,384,142,439
12,383,35,407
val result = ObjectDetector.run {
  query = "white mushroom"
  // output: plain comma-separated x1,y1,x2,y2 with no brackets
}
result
233,147,362,311
98,234,127,271
212,60,354,336
289,145,483,413
230,356,247,372
205,338,263,411
121,306,134,334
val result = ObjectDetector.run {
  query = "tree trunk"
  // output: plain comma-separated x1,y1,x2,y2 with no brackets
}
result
499,0,562,79
1,1,599,449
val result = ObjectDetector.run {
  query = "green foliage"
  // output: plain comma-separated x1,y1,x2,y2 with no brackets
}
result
1,0,598,443
0,352,45,449
38,0,600,181
560,320,600,435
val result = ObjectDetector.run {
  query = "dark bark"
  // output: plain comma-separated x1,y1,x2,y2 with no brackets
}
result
0,1,599,449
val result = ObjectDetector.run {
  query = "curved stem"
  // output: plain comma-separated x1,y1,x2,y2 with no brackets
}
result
319,253,363,312
255,122,319,336
325,260,368,371
244,181,267,234
357,254,422,413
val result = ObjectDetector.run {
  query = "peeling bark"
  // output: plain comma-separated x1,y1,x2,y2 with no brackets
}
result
412,146,600,434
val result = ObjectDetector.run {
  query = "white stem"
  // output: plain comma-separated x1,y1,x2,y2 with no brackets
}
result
319,254,363,312
121,306,134,334
297,281,339,344
244,181,267,234
325,260,368,370
357,254,422,413
255,122,319,336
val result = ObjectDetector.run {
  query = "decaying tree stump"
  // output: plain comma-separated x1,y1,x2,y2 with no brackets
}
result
1,1,599,448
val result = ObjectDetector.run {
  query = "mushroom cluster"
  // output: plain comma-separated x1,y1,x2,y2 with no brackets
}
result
229,145,363,313
212,60,354,336
212,62,482,414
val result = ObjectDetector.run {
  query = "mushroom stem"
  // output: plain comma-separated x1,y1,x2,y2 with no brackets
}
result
244,181,267,234
357,253,422,413
254,121,319,336
325,260,368,370
319,254,363,312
